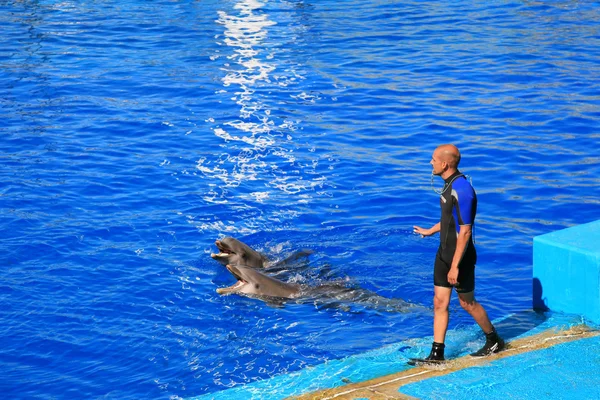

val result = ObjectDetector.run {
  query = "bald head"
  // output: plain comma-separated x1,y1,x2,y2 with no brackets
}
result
435,144,461,169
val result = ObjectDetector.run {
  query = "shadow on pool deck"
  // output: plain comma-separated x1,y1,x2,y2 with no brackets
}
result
494,309,548,341
290,322,599,400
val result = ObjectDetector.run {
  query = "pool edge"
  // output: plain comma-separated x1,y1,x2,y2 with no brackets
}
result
288,324,600,400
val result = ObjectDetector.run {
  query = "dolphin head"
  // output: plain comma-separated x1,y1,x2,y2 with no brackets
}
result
211,237,266,268
216,264,300,299
215,264,252,295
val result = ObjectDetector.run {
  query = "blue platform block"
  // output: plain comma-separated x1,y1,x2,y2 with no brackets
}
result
533,220,600,324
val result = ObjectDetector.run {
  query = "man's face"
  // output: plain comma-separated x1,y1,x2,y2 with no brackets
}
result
430,149,446,176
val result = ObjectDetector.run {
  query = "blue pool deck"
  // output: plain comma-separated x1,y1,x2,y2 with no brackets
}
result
193,313,600,399
194,220,600,399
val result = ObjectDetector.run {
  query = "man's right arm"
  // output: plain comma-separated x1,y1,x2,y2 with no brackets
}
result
413,222,440,237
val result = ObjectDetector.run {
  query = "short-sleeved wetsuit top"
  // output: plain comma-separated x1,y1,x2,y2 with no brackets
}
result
434,170,477,293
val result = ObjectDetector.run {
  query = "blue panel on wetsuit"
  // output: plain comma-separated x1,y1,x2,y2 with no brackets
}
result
533,219,600,324
451,177,476,227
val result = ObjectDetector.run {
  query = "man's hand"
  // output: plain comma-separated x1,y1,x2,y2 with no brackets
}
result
413,226,432,237
447,267,459,286
413,222,440,238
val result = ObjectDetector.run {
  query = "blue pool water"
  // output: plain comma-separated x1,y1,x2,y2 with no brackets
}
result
1,0,599,399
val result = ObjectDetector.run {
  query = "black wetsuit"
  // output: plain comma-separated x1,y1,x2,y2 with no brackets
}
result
434,171,477,293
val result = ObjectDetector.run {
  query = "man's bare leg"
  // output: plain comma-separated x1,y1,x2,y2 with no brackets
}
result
433,286,453,343
457,291,493,333
458,291,504,356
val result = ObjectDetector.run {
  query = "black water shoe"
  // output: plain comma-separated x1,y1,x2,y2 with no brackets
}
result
471,329,505,357
408,342,445,365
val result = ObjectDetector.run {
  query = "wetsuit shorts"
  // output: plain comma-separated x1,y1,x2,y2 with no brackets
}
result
434,245,476,293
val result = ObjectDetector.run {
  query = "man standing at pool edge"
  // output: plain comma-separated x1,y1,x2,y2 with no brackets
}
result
412,144,504,363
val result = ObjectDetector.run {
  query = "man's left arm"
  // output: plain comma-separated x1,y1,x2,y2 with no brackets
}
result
447,224,472,285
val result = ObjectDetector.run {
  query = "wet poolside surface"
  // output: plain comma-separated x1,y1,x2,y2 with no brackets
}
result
194,312,600,399
399,333,600,400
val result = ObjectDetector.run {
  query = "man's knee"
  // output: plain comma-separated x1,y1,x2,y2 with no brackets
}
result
458,294,478,312
433,294,450,311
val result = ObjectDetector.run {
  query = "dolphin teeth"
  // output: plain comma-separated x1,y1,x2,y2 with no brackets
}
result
216,280,246,295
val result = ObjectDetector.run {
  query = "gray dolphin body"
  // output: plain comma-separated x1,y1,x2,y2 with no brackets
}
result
211,236,313,269
216,264,424,313
216,264,300,298
211,237,269,268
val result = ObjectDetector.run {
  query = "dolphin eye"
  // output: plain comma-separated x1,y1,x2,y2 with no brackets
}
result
255,284,259,289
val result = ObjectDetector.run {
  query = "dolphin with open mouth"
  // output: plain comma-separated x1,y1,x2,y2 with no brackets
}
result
216,264,301,298
215,263,426,313
211,236,313,270
211,237,269,268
